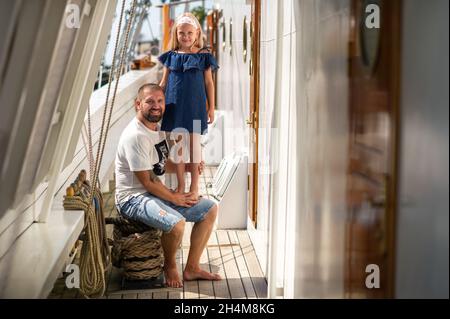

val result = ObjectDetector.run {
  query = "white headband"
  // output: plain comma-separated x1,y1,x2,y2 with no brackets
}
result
176,16,198,29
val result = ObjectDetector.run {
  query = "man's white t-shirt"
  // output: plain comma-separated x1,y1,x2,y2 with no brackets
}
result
115,118,169,204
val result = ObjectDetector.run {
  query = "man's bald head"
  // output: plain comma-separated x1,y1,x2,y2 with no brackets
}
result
135,83,165,124
137,83,164,100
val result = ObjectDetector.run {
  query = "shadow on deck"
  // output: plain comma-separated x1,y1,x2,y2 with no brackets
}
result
48,167,267,299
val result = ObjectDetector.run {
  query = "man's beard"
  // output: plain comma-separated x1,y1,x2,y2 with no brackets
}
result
143,110,162,123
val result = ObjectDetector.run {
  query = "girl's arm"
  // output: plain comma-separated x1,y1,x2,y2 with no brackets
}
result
204,68,215,124
159,66,170,91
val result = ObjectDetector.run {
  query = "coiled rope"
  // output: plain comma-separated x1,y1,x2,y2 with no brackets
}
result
63,172,109,297
106,217,163,280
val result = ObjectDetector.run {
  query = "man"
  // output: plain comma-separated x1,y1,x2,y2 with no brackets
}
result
115,83,221,288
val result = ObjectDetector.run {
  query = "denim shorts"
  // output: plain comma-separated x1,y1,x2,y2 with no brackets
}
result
116,193,216,233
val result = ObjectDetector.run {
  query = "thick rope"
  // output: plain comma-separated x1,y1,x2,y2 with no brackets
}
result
106,217,163,280
63,180,108,297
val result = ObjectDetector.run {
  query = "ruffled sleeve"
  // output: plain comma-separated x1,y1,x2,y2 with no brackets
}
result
158,51,219,72
204,53,219,72
158,51,173,68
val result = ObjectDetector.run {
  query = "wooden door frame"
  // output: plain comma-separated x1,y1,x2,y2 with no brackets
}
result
346,0,402,298
248,0,261,226
206,9,220,99
387,0,401,297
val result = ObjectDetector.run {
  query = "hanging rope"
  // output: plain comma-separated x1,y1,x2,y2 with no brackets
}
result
86,102,95,189
63,171,108,297
63,0,138,298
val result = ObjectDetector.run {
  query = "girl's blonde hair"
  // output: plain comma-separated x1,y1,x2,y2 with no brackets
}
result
169,12,205,51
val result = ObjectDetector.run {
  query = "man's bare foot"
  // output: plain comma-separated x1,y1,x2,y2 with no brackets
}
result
183,268,222,281
164,266,183,288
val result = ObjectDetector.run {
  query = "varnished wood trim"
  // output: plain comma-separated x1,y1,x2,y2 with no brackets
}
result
250,0,261,225
386,0,402,299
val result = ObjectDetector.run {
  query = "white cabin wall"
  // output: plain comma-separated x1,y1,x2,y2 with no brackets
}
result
263,0,296,293
263,0,348,299
255,0,277,277
215,0,251,157
257,0,350,298
249,0,297,283
289,0,350,299
215,0,273,278
277,0,296,297
214,1,350,299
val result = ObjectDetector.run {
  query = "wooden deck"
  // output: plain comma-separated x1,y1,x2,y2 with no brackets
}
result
48,167,267,299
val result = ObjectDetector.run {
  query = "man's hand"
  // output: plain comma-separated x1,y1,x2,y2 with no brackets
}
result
171,192,199,207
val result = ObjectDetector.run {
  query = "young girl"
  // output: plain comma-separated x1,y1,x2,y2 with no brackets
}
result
159,13,218,199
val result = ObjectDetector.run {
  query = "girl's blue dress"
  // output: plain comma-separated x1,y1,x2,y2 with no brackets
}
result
158,50,219,135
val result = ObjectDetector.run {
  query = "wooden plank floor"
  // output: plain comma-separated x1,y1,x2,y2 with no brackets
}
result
48,166,267,299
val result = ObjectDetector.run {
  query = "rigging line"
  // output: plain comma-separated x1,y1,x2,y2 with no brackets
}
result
89,0,127,197
95,0,138,189
80,121,91,176
145,17,155,40
86,104,94,186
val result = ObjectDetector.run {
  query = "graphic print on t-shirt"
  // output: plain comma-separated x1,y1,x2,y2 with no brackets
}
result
153,140,169,175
